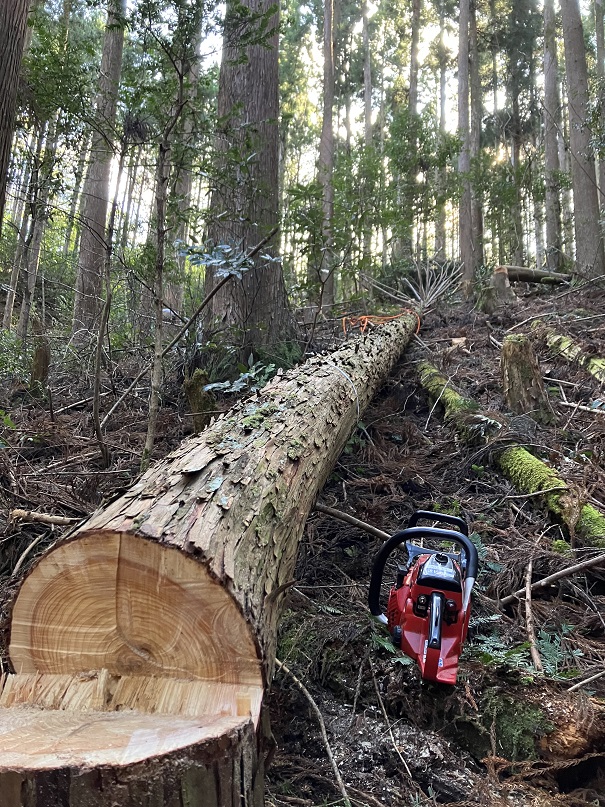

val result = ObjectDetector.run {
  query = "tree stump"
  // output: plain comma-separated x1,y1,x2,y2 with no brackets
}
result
479,266,517,313
0,313,419,806
501,334,554,425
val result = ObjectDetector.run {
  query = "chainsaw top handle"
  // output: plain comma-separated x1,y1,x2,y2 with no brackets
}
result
407,510,469,535
368,525,479,622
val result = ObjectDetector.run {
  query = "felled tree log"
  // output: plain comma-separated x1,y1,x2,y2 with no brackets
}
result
418,362,605,548
1,313,419,806
503,265,571,283
501,334,555,425
537,323,605,383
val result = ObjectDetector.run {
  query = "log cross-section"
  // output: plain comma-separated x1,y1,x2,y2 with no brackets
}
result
0,314,418,806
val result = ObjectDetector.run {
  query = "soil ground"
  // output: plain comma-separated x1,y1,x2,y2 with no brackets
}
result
1,281,604,806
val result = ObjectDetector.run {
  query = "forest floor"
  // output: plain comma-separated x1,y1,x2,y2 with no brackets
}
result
0,280,604,806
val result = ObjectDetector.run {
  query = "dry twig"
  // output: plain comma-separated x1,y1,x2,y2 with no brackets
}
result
275,658,352,807
500,553,605,606
368,657,412,779
314,503,390,541
524,558,543,671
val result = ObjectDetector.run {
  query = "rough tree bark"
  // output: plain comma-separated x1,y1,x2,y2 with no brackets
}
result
560,0,605,279
501,334,555,425
0,0,30,235
458,0,475,296
204,0,296,358
0,315,418,805
72,0,126,336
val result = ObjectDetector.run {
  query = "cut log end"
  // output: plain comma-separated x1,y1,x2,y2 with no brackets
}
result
4,531,263,775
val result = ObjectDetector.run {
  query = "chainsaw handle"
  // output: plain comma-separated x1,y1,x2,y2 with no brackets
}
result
368,527,479,621
407,510,469,535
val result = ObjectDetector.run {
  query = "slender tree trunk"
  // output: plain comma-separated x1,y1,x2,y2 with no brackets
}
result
434,2,448,261
63,133,90,258
316,0,336,307
16,116,59,341
469,0,483,269
119,144,142,252
2,123,46,330
458,0,474,295
72,0,126,336
560,0,605,278
0,0,30,235
362,1,373,272
595,0,605,209
544,0,562,271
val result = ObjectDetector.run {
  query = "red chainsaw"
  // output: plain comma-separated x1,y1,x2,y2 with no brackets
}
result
368,510,478,685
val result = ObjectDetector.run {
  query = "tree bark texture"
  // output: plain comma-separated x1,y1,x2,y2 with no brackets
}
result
560,0,605,279
1,315,418,804
205,0,295,357
458,0,475,296
0,0,30,235
72,0,125,335
544,0,563,272
501,334,555,424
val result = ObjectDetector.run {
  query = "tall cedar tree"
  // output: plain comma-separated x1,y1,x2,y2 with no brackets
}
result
0,0,31,236
204,0,296,360
72,0,125,335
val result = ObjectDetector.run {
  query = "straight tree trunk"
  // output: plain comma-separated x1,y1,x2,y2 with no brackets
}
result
469,0,483,269
315,0,336,307
434,1,448,260
362,1,373,271
560,0,605,278
0,314,418,805
595,0,605,210
0,0,30,235
205,0,296,357
72,0,126,336
458,0,474,296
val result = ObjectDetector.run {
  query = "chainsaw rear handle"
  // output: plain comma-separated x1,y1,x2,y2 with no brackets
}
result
368,526,479,622
407,510,469,535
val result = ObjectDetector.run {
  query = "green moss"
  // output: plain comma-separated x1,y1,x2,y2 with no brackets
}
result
576,504,605,547
287,438,305,461
241,402,281,431
452,690,552,762
550,539,572,555
417,362,477,416
498,447,566,515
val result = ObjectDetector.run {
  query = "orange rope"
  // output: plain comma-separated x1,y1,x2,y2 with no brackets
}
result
342,309,421,336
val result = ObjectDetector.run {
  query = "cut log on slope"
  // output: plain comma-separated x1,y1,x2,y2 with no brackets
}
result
418,362,605,548
503,265,571,283
536,323,605,383
0,313,418,806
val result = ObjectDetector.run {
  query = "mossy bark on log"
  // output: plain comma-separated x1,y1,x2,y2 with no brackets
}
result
1,313,419,806
538,324,605,383
418,362,605,548
501,334,554,424
183,368,216,433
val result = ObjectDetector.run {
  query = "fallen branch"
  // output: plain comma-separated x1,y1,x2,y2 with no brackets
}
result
275,659,352,807
9,509,80,527
314,503,390,541
368,657,412,779
500,552,605,606
567,667,605,692
524,558,543,672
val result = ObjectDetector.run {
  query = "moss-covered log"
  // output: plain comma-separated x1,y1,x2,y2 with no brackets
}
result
0,314,419,806
418,362,605,548
538,324,605,383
